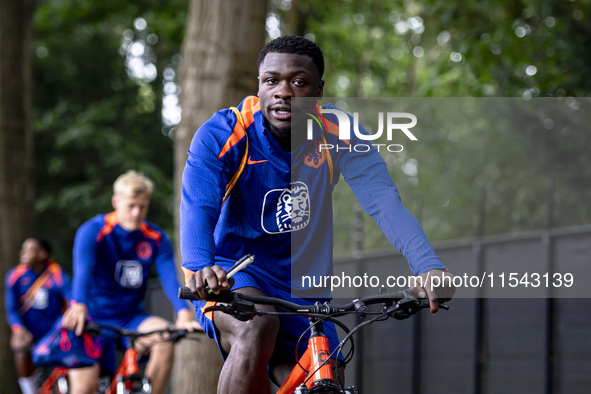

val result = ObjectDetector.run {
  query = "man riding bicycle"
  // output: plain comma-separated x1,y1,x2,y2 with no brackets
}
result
62,171,201,394
4,237,71,394
181,35,455,394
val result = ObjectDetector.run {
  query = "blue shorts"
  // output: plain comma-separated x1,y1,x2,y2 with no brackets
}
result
90,313,151,373
192,271,342,363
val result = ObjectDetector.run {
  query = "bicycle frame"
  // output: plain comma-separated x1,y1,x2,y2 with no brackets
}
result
178,286,446,394
37,348,145,394
105,347,144,394
37,324,193,394
278,321,337,394
38,367,68,394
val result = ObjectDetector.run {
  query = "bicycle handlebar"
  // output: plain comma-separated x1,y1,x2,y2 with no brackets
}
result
179,254,447,322
178,286,448,318
84,322,191,344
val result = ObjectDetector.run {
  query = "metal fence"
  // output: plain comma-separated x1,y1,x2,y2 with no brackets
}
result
335,224,591,394
146,224,591,393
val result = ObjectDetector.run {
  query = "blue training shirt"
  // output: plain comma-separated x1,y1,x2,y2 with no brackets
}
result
71,212,188,318
180,96,446,296
4,260,71,341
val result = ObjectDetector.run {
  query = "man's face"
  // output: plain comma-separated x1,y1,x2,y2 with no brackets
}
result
257,52,324,135
20,239,47,265
112,192,150,231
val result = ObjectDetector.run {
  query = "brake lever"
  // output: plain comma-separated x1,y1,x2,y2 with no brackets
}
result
417,299,450,311
398,289,450,310
387,298,449,320
166,329,188,344
388,297,422,320
204,299,260,322
83,322,101,336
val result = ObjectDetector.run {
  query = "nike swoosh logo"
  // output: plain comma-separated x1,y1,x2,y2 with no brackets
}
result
247,156,269,165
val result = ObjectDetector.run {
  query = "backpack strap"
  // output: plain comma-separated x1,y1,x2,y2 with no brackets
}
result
18,267,52,314
222,107,335,204
222,107,249,204
320,133,334,185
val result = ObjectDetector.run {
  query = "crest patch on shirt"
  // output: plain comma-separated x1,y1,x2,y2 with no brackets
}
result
114,260,143,289
32,287,49,309
136,241,152,260
303,140,327,169
261,181,310,234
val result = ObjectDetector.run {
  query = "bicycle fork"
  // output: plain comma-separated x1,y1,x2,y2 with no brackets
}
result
307,319,333,386
38,367,68,394
289,318,358,394
107,349,151,394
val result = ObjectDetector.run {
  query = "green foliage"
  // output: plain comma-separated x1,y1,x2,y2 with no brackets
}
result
32,0,187,269
31,0,591,264
272,0,591,97
270,0,591,257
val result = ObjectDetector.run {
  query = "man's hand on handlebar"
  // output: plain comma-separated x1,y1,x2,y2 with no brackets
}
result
62,302,88,336
409,269,456,315
10,326,33,351
185,265,232,301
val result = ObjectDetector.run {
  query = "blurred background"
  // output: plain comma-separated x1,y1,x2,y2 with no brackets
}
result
1,0,590,393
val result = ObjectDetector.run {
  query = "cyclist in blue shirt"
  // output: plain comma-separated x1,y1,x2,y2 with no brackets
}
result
4,237,71,394
62,171,201,394
182,36,456,393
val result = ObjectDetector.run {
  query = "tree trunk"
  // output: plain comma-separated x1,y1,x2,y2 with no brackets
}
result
172,0,266,393
0,0,35,393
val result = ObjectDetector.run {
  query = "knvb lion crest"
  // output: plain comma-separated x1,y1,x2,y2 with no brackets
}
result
32,287,49,309
303,140,327,169
114,260,143,289
261,182,310,234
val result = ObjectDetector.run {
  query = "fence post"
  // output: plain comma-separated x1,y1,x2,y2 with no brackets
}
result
545,177,556,394
411,197,424,394
473,241,486,394
353,202,365,391
473,189,487,394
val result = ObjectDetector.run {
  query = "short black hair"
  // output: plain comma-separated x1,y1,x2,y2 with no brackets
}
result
29,236,51,255
257,35,325,78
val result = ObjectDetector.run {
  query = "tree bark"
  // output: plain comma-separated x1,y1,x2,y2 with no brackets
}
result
0,0,35,393
172,0,266,393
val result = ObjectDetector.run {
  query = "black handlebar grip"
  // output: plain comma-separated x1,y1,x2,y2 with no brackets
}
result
178,277,235,300
179,286,197,300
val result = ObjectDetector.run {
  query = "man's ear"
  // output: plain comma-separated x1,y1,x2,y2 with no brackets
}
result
111,194,118,210
318,79,325,98
256,76,260,97
39,249,48,262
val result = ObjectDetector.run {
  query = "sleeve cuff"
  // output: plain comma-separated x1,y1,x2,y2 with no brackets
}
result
414,263,448,276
